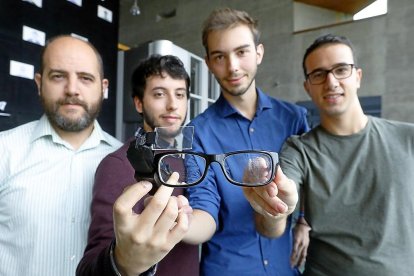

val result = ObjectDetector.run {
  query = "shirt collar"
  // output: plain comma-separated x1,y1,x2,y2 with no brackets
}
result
216,88,273,118
30,114,115,150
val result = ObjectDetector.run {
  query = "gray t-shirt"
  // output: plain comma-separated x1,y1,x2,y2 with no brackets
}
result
280,116,414,276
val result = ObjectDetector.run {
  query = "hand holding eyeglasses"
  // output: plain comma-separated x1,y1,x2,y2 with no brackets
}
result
112,172,193,275
242,166,298,237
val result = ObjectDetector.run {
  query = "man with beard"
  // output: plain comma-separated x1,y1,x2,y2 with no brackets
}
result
181,8,309,276
76,55,199,276
0,35,121,276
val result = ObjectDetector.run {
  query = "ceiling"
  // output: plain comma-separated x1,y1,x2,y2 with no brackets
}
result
294,0,376,14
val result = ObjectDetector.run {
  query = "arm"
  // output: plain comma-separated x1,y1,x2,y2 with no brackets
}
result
77,153,134,276
290,188,311,268
182,209,216,244
77,149,193,276
243,166,298,238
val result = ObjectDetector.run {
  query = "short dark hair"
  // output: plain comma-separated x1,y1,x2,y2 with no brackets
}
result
131,55,190,100
302,34,357,77
202,8,260,56
39,35,104,78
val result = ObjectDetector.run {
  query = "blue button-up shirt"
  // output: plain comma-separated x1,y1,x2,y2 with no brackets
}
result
187,89,309,276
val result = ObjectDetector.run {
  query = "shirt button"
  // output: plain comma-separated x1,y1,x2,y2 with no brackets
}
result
264,259,269,266
70,255,76,261
71,217,75,223
250,127,255,133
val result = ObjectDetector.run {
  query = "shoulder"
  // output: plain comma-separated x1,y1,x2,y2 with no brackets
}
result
370,116,414,136
0,120,38,148
98,141,130,170
282,126,321,150
267,95,307,117
102,131,123,148
189,104,219,126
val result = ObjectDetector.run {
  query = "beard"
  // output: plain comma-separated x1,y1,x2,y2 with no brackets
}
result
216,73,256,98
141,107,185,139
41,94,102,132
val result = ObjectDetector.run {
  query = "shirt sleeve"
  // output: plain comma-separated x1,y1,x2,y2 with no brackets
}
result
185,127,221,229
76,152,135,276
279,136,305,189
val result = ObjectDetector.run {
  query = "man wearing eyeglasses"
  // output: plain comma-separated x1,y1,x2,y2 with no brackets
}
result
280,34,414,275
76,55,199,276
181,8,310,276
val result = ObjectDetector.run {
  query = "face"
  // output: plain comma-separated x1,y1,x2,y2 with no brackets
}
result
134,74,188,138
304,43,362,119
205,24,263,98
35,37,107,132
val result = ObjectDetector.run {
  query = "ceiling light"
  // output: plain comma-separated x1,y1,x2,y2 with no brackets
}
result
130,0,140,16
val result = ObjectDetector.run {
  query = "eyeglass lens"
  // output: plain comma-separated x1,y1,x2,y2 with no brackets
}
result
157,152,274,187
308,64,353,84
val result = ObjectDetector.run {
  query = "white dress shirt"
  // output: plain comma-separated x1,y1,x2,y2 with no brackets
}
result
0,115,121,276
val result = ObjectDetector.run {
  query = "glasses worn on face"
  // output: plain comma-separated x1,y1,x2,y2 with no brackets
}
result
306,64,356,85
153,150,279,187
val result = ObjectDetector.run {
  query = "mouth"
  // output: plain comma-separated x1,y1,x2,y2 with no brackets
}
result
227,75,244,85
161,115,181,123
323,93,344,103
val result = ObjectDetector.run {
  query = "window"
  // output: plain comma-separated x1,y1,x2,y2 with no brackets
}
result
294,0,387,32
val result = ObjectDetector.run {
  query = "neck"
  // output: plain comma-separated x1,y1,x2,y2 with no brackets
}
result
222,85,257,120
320,108,368,136
53,124,94,150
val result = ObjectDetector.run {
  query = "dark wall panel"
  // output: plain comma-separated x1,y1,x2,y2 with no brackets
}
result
0,0,119,134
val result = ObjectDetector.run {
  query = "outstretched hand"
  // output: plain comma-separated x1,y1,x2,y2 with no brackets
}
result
243,166,298,237
113,172,192,275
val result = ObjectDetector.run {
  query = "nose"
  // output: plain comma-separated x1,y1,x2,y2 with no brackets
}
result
324,71,339,89
65,75,79,95
166,93,178,111
227,54,239,73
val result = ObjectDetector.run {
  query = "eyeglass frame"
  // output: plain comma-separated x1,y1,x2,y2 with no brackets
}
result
153,150,279,188
305,63,357,85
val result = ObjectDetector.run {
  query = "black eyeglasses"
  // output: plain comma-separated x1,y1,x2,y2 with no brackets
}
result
306,64,356,85
152,150,279,187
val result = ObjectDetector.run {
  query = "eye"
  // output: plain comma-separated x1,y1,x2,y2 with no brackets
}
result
79,74,95,83
213,54,224,62
176,91,187,99
50,73,64,81
310,70,325,79
237,50,247,56
334,65,349,75
153,90,165,98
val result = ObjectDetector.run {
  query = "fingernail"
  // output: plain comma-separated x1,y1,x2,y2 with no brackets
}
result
142,181,152,189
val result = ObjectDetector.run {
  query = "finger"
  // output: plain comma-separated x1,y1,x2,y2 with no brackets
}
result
153,196,180,234
243,187,282,216
139,173,179,225
255,184,289,214
176,195,191,212
169,204,192,245
113,181,153,224
273,166,295,193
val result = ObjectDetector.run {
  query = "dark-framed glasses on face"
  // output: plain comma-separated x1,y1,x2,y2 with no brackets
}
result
306,63,355,85
154,150,279,187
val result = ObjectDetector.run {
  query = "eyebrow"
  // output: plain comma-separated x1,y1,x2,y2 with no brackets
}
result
47,69,96,79
308,62,351,74
209,44,251,56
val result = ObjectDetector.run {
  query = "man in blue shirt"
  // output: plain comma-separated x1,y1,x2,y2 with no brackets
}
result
183,8,309,276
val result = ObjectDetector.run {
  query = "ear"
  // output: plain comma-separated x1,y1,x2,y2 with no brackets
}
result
256,43,264,65
133,96,143,113
303,80,311,98
101,78,109,98
34,73,42,96
204,55,212,71
355,67,362,90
